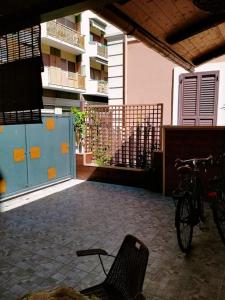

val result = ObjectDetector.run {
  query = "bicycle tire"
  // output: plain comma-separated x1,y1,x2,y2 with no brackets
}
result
175,193,193,253
213,191,225,245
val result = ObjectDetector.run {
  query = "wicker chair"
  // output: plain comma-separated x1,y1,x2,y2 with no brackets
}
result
76,234,149,300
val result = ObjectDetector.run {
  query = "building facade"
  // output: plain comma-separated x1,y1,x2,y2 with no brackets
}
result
106,26,225,126
106,26,176,125
41,10,109,112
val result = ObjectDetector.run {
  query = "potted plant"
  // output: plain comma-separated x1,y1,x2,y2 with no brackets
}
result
71,107,87,153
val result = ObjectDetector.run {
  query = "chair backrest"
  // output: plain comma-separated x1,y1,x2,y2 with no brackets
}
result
104,234,149,300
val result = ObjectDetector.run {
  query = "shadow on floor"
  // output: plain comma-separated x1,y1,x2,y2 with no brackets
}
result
0,181,224,299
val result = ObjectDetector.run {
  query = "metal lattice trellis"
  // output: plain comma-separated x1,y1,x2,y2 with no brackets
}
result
84,104,163,169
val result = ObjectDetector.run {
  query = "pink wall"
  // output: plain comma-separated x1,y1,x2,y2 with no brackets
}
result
126,40,176,125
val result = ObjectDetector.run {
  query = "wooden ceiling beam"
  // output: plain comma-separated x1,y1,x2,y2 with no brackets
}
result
166,13,225,44
95,4,195,71
193,45,225,65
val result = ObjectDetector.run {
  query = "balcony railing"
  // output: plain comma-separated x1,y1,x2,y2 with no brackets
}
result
47,21,84,49
48,67,85,90
89,41,108,59
97,43,108,58
97,80,108,94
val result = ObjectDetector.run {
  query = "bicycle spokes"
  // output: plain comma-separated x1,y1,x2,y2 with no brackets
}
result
175,196,193,253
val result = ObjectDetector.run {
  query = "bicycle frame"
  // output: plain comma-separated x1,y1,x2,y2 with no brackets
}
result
207,153,225,245
174,156,212,223
173,155,213,253
208,153,225,198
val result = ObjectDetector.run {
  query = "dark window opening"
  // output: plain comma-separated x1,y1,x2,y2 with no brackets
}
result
68,61,75,73
90,33,101,43
50,47,61,57
90,67,101,80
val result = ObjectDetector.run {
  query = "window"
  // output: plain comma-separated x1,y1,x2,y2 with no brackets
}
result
61,58,67,71
90,68,101,80
75,14,81,32
178,71,219,126
103,71,108,81
50,47,61,57
75,14,81,23
90,33,101,43
68,61,76,78
68,61,75,73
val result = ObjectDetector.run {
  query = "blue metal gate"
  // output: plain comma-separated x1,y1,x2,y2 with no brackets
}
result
0,114,74,200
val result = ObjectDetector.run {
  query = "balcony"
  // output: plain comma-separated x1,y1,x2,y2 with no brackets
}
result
41,21,85,55
89,42,108,60
85,80,108,96
42,67,85,91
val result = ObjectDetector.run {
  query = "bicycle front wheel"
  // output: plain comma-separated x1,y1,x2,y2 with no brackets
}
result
175,194,193,253
213,191,225,245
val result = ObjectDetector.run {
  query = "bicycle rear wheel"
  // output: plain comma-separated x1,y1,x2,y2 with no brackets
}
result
175,194,193,253
213,191,225,245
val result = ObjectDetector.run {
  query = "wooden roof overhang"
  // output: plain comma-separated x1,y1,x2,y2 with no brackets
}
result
1,0,225,71
95,0,225,71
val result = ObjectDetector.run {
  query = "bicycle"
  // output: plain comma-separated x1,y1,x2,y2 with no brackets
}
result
208,153,225,245
172,155,213,253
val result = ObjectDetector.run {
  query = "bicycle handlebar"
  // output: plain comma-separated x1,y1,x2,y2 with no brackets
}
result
175,155,213,169
174,152,225,170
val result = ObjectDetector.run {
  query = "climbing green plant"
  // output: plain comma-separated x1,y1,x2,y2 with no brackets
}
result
71,107,87,152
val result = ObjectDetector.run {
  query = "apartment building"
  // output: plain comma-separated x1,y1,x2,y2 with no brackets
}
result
41,10,109,112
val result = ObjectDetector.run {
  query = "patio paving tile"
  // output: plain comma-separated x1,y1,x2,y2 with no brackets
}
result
0,181,225,300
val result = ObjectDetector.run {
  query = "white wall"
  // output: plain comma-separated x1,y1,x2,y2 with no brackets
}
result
80,10,110,96
80,11,91,86
106,25,124,105
41,66,49,87
172,67,188,125
173,62,225,125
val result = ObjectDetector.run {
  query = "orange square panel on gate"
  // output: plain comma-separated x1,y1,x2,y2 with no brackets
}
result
0,179,6,193
48,167,57,180
61,143,69,154
0,126,4,133
13,148,25,162
46,118,55,131
30,146,41,159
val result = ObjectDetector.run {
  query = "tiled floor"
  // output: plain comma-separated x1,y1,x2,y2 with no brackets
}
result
0,181,224,300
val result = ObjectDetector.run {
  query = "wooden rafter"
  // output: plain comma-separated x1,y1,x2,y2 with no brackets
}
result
166,13,225,44
193,45,225,65
96,4,195,71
